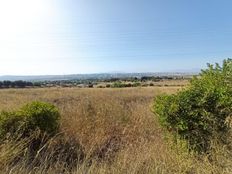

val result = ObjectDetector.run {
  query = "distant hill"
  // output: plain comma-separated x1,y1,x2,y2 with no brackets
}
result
0,72,199,81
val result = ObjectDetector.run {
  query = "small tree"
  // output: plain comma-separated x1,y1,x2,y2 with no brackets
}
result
153,59,232,152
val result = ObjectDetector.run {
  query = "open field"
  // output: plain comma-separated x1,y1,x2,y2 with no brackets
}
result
0,87,231,174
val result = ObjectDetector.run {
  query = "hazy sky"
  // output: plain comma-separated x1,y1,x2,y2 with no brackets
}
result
0,0,232,75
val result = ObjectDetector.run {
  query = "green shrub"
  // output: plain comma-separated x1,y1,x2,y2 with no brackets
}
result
132,82,141,87
153,59,232,152
111,81,124,88
0,111,25,139
0,101,60,140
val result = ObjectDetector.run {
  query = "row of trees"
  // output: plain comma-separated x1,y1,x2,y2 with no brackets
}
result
0,81,33,88
104,76,187,83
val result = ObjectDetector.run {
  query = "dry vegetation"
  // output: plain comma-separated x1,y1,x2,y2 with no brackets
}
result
0,87,231,174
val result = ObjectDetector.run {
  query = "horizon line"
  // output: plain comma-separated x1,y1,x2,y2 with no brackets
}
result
0,71,201,77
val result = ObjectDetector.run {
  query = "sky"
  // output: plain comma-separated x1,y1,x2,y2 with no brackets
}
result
0,0,232,75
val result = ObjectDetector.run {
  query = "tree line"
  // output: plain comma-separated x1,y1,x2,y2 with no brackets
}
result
0,81,34,88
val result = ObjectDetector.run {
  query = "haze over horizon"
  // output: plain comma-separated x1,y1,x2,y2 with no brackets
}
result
0,0,231,75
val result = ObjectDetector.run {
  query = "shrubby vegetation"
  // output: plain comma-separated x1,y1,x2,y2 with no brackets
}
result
0,101,86,171
0,101,60,140
111,81,141,88
153,58,232,152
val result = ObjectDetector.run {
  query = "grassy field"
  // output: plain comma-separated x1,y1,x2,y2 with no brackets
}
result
0,87,231,174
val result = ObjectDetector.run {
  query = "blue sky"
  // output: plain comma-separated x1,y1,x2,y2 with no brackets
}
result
0,0,231,75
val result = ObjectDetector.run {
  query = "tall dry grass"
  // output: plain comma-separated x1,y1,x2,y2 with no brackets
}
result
0,87,231,174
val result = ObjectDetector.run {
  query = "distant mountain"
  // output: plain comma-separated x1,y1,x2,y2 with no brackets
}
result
0,72,199,81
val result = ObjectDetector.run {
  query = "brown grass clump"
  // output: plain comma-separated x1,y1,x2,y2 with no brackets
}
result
0,87,231,173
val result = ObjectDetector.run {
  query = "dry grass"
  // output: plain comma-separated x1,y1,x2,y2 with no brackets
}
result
0,87,231,174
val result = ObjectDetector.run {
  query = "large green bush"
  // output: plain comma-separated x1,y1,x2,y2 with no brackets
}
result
0,101,60,140
153,59,232,152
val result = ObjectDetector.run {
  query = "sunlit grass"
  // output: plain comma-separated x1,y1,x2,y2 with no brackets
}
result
0,87,231,173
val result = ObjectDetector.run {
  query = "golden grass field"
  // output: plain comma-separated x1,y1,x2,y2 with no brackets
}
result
0,87,231,174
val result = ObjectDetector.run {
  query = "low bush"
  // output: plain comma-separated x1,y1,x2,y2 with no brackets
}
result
111,81,125,88
0,101,60,140
132,82,141,87
153,59,232,152
0,102,87,171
